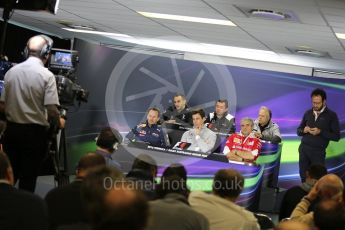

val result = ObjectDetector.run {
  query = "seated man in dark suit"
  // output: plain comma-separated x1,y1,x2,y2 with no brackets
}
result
127,108,169,147
45,153,106,229
0,151,49,230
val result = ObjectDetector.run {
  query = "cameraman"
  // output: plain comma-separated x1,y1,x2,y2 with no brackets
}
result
0,35,64,192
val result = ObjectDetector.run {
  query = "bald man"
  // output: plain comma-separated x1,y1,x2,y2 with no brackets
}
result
98,183,149,230
45,153,106,229
290,174,344,226
82,167,148,230
0,35,62,192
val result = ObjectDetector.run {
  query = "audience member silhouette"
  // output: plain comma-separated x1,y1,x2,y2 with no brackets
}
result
45,153,106,229
156,163,190,199
0,151,49,230
291,173,344,226
279,164,327,220
95,127,123,170
126,154,158,200
314,199,345,230
147,163,209,230
189,169,260,230
82,166,147,230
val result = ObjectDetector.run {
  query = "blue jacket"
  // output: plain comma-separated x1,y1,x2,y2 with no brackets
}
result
127,121,168,147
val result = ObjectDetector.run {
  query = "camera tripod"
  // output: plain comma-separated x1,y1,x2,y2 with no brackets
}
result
46,109,69,187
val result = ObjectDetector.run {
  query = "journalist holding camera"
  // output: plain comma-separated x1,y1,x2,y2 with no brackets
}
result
0,35,65,192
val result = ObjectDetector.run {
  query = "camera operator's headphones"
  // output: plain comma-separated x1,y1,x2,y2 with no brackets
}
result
23,34,53,60
95,127,123,151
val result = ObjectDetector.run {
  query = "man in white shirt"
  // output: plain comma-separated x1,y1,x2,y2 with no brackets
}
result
0,35,63,192
180,109,216,153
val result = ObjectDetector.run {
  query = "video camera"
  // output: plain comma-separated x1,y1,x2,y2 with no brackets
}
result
48,49,89,106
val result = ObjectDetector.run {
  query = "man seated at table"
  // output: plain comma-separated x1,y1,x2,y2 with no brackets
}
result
163,93,193,127
205,99,235,134
253,106,282,143
223,117,262,163
127,107,169,147
180,109,216,153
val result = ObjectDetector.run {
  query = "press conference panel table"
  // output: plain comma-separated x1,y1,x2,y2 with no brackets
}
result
162,122,282,184
162,122,282,189
115,142,264,210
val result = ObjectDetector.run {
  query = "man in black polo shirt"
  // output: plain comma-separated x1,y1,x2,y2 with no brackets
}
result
206,99,235,134
163,93,192,127
297,88,340,182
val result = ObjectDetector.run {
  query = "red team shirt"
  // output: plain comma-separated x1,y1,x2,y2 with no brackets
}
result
223,133,262,160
